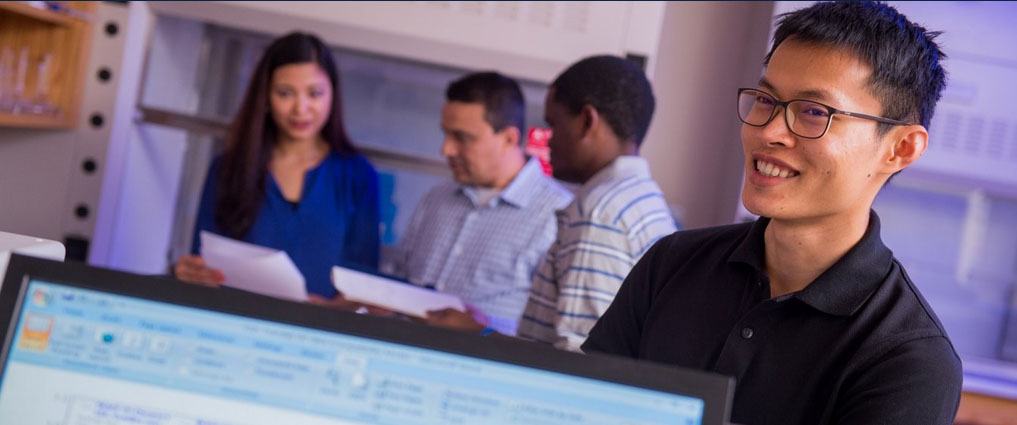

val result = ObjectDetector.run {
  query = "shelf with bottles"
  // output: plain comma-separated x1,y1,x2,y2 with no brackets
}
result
0,1,86,26
0,1,96,128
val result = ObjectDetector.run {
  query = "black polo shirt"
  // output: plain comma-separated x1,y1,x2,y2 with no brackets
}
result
582,211,962,425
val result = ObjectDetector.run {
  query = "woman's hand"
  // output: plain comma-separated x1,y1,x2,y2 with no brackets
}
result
173,255,225,287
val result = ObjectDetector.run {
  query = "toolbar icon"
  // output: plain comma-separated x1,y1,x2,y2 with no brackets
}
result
95,329,116,345
18,314,53,352
31,288,52,308
149,337,170,354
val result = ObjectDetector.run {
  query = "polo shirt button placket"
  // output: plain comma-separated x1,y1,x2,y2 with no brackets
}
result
741,327,754,339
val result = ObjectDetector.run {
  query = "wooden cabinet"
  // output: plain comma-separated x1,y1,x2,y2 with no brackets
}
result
0,1,96,128
955,391,1017,425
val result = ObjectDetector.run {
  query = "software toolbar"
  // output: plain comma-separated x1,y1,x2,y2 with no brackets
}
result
0,281,703,425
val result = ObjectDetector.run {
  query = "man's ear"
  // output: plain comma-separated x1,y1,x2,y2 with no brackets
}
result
882,125,928,174
500,126,521,151
579,104,600,142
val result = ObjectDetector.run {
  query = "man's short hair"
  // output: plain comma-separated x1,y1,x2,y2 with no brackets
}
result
446,72,526,137
551,55,656,147
765,1,947,133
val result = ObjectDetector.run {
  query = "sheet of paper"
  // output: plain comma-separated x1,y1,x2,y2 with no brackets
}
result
200,231,307,301
331,266,465,318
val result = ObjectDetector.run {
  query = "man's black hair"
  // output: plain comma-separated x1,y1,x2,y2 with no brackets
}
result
765,1,947,134
550,55,656,147
446,72,526,138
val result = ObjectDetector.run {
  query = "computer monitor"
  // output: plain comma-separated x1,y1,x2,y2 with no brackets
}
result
0,254,733,425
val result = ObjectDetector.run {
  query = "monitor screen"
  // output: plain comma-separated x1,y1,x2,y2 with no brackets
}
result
0,256,732,425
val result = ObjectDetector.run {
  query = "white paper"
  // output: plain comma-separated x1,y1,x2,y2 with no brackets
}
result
200,231,307,301
331,266,465,318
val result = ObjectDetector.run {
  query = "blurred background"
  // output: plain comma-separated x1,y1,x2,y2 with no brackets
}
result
0,1,1015,422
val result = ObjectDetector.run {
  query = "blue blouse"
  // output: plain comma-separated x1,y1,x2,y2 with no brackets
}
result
191,152,380,297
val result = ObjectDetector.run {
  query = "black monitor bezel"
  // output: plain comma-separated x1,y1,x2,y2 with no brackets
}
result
0,254,733,424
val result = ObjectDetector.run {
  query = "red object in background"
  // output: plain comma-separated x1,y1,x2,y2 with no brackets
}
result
526,127,553,176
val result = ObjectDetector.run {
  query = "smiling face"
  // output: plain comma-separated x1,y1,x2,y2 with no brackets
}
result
741,39,896,224
268,62,333,143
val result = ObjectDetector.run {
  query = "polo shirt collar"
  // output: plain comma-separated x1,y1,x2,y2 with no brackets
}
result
575,155,651,200
461,157,544,209
728,210,894,316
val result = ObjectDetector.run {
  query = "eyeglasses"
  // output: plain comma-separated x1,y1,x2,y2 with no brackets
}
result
736,88,912,139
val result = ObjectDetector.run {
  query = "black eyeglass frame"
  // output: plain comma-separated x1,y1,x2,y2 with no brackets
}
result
736,88,913,139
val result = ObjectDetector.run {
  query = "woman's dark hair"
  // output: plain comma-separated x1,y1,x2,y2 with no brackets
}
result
215,32,356,239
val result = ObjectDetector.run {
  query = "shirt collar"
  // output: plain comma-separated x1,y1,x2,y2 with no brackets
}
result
461,157,544,209
575,155,651,199
727,210,893,316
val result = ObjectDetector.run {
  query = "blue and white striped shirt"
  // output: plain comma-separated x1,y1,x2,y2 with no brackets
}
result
517,156,677,351
390,158,573,335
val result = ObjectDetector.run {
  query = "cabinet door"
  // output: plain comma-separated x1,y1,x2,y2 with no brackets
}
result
148,1,665,82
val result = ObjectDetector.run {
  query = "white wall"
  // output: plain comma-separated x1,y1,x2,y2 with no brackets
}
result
102,15,205,274
88,2,156,267
0,127,77,241
641,1,775,229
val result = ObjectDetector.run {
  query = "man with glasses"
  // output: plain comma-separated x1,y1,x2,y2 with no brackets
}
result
583,2,962,424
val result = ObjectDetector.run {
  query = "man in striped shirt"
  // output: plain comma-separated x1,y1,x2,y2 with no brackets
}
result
516,56,677,351
393,72,572,335
428,57,677,351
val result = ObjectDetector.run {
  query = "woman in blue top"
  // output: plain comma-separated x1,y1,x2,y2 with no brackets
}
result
174,32,379,298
